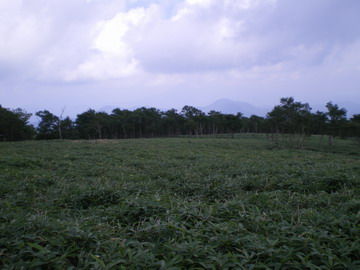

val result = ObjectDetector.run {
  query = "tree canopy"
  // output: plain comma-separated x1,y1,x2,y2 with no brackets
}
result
0,106,34,141
0,98,359,142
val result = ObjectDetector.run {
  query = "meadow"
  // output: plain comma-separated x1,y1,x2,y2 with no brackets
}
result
0,135,359,269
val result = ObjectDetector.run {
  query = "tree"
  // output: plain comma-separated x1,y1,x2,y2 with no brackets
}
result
208,111,223,134
267,97,312,147
76,109,107,139
57,107,66,140
162,109,184,136
308,111,328,145
111,109,133,138
181,106,205,135
36,110,60,139
132,107,162,137
252,115,266,133
224,113,243,137
60,117,79,139
1,100,357,142
325,102,347,145
0,106,34,141
349,114,360,142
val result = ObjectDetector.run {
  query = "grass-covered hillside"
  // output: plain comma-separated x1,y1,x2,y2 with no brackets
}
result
0,136,359,269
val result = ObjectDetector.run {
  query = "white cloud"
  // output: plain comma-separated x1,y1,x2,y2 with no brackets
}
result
129,0,277,73
224,0,277,10
0,1,50,64
41,0,360,83
0,0,359,112
186,0,214,7
0,0,132,80
65,7,150,81
94,8,146,54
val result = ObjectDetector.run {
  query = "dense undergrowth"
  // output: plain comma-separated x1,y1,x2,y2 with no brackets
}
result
0,135,359,269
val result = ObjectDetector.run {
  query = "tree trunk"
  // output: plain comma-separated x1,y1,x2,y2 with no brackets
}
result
328,135,333,146
58,121,63,140
97,126,102,139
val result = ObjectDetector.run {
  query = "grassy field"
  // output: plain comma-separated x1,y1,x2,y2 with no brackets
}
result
0,136,359,269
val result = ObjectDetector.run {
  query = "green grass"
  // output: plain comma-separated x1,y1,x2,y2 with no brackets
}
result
0,136,359,269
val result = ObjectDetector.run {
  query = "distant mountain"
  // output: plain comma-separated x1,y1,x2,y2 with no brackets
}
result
98,105,117,113
200,99,269,117
98,105,167,113
98,99,269,117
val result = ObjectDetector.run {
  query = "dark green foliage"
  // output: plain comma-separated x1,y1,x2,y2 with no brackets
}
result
0,137,359,269
0,106,34,141
35,110,78,140
267,97,312,134
349,114,360,141
2,97,360,142
36,110,59,139
75,109,103,139
326,102,347,140
60,188,124,209
60,117,79,139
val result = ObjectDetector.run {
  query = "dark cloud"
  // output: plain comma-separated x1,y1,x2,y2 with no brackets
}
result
133,0,360,73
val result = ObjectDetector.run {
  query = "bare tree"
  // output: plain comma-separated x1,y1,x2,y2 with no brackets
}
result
58,107,66,140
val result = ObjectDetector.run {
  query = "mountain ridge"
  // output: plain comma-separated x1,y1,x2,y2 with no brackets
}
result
98,99,269,117
200,99,269,117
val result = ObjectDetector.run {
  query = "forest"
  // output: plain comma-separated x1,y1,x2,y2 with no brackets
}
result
0,97,359,143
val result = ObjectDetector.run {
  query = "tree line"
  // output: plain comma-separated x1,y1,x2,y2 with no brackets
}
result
1,97,359,143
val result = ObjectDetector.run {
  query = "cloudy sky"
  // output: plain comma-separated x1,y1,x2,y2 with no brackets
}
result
1,0,359,116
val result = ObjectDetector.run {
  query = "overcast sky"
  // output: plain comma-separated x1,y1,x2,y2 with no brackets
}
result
1,0,359,116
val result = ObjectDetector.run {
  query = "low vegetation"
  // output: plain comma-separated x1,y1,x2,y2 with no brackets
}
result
1,135,359,269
